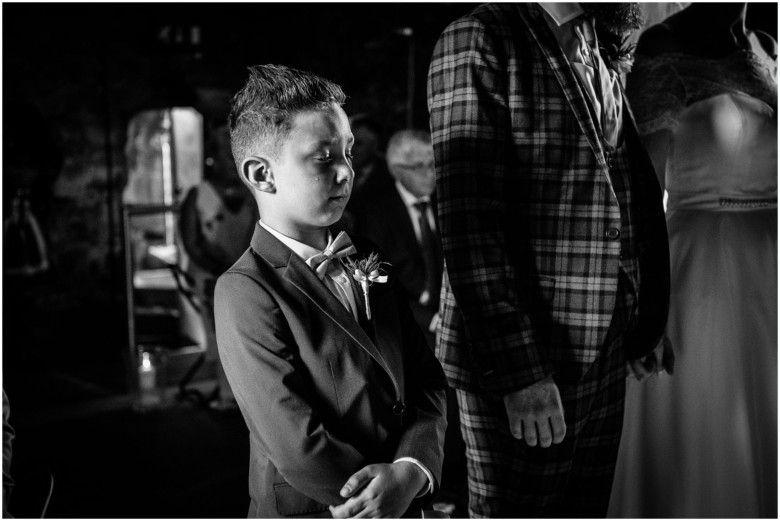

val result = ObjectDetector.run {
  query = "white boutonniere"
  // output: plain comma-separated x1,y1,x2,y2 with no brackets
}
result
344,253,390,320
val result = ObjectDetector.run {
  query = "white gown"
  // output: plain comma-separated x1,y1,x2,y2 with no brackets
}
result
609,45,778,518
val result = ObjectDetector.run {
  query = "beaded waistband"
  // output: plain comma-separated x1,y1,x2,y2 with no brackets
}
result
719,197,777,208
667,192,778,211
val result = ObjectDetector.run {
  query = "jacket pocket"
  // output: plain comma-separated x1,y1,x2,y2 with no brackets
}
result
273,482,329,517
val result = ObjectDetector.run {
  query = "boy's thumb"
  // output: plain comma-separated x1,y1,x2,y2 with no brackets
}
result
340,466,373,497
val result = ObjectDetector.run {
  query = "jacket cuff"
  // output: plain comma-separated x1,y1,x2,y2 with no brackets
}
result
472,340,555,394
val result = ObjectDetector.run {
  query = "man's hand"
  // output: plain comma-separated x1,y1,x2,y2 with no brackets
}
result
503,375,566,448
329,461,426,518
626,335,675,380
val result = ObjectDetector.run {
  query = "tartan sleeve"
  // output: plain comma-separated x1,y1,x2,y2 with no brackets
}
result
427,15,554,394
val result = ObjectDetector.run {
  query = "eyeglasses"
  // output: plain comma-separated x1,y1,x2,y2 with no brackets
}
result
391,162,435,173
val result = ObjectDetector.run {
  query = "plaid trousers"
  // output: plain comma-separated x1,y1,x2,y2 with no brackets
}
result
456,270,636,518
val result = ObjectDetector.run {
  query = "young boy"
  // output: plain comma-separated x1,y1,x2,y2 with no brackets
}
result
215,64,447,518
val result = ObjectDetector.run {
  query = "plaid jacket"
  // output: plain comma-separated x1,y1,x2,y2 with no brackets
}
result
427,3,670,394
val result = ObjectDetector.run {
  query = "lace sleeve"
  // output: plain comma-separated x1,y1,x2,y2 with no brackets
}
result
626,54,687,135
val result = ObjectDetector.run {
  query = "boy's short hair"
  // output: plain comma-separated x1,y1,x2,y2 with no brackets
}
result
228,64,347,172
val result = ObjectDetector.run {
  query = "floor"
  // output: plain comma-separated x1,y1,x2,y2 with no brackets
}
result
3,275,252,517
6,375,250,518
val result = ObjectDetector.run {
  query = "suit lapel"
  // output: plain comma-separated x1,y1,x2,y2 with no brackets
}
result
251,223,403,400
369,288,406,397
345,268,375,342
617,79,641,139
343,245,406,400
517,4,611,176
285,256,400,384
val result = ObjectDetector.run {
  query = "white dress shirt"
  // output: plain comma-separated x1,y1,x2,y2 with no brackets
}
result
258,220,359,321
395,181,440,315
395,181,438,244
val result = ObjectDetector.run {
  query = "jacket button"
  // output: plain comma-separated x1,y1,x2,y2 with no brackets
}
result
392,402,406,416
605,228,621,240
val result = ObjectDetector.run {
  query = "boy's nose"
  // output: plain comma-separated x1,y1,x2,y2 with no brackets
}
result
336,163,354,184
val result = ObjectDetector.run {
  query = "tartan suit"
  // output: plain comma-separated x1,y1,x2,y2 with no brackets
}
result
427,3,669,516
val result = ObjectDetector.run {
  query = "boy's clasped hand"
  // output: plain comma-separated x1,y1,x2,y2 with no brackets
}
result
329,461,427,518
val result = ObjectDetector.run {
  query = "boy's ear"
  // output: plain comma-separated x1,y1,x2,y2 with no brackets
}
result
240,156,276,194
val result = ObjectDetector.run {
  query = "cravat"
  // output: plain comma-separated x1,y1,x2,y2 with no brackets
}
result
305,232,358,319
574,19,623,152
305,231,357,279
412,201,440,305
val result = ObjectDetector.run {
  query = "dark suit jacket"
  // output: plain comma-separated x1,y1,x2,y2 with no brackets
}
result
427,3,670,394
353,188,443,348
215,223,447,517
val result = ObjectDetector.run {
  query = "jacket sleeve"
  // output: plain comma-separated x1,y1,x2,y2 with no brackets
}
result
214,271,366,507
427,15,554,394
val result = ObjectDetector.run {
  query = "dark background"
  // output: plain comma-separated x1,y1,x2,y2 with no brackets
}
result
2,2,777,517
2,1,478,405
3,3,480,517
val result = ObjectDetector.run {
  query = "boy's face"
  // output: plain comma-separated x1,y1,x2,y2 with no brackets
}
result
269,104,354,234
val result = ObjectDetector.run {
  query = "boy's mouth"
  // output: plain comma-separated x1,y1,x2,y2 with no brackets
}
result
329,193,349,202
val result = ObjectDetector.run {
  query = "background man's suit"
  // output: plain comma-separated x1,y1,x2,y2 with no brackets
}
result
215,223,447,517
354,190,442,348
427,3,670,516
